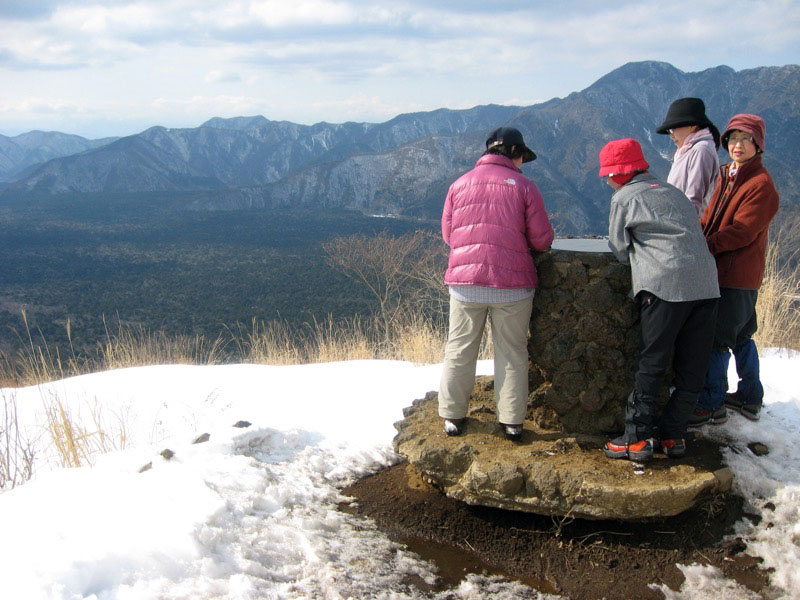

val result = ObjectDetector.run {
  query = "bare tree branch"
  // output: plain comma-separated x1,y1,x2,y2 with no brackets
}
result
322,230,449,345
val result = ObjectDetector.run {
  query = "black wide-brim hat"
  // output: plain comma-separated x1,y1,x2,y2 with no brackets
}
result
656,97,720,148
486,127,536,162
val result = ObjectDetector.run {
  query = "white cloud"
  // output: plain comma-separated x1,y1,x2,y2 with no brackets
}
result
151,94,267,118
248,0,359,27
306,93,424,123
0,0,798,137
0,96,80,115
204,70,242,84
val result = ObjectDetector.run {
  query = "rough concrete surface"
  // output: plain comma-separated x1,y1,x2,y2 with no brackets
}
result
528,244,640,434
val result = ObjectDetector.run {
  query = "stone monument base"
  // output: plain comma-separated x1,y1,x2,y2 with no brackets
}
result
393,379,733,521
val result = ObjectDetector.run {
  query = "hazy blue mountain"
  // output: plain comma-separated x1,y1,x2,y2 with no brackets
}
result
5,61,798,234
0,130,118,181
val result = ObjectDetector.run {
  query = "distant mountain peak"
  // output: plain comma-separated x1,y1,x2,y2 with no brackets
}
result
201,116,272,131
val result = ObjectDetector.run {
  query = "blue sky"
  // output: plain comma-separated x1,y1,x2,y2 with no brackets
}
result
1,0,798,139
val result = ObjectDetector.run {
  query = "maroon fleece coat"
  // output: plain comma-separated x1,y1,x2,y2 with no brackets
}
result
700,154,779,288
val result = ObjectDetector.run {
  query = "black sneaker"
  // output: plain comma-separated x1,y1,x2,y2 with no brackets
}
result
687,406,728,427
725,393,762,421
501,423,523,440
443,418,465,436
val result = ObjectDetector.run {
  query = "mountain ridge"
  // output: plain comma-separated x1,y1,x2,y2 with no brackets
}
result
0,130,119,181
3,61,798,234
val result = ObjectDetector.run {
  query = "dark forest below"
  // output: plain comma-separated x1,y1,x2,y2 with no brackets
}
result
0,193,439,361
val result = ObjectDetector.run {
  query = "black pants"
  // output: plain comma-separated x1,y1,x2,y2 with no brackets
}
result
624,292,718,442
713,288,758,350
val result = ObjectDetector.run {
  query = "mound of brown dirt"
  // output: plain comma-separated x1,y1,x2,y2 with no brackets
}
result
339,462,770,599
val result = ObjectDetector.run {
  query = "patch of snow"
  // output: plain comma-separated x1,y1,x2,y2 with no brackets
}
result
0,351,797,598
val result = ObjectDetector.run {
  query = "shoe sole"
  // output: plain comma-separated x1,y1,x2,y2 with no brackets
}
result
727,406,760,421
655,440,686,458
603,447,628,459
688,414,728,427
629,450,653,461
603,447,653,461
664,448,686,458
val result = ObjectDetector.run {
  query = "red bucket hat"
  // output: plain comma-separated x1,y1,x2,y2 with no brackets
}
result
598,138,650,177
721,114,766,151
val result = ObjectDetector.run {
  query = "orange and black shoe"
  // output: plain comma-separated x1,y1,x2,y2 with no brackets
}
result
603,437,653,461
657,438,686,458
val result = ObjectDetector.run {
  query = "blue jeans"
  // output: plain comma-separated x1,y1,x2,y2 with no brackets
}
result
698,349,731,410
732,337,764,405
699,288,761,409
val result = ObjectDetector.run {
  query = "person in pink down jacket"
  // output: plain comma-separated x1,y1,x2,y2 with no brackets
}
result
439,127,554,440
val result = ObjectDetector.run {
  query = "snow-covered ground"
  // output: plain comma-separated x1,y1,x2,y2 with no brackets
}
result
0,352,797,599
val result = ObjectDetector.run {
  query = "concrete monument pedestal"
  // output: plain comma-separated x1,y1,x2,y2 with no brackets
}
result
393,239,732,519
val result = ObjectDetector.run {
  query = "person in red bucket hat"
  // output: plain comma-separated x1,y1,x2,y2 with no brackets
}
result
690,114,780,426
598,138,719,461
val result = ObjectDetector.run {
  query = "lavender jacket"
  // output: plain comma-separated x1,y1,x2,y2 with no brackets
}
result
442,154,554,288
667,128,720,216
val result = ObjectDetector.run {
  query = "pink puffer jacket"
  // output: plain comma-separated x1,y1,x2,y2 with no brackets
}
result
442,154,554,288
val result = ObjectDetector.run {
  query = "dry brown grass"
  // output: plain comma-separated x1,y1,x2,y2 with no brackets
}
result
229,319,304,366
236,312,463,366
308,317,375,363
1,315,229,388
97,320,228,370
40,391,129,469
0,308,494,388
755,214,800,351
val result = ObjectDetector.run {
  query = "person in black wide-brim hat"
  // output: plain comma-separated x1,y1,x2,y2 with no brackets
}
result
657,97,721,216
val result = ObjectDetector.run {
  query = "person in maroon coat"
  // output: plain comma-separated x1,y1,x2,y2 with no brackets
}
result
690,114,780,425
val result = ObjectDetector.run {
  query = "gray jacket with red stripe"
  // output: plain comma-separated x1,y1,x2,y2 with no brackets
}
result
608,172,719,302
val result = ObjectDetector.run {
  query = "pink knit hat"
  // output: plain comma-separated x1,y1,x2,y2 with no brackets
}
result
722,114,766,151
598,138,650,177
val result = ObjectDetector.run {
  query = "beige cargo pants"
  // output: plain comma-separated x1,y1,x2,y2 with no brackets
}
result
438,296,533,425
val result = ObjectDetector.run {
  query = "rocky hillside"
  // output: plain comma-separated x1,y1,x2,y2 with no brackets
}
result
5,61,798,234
